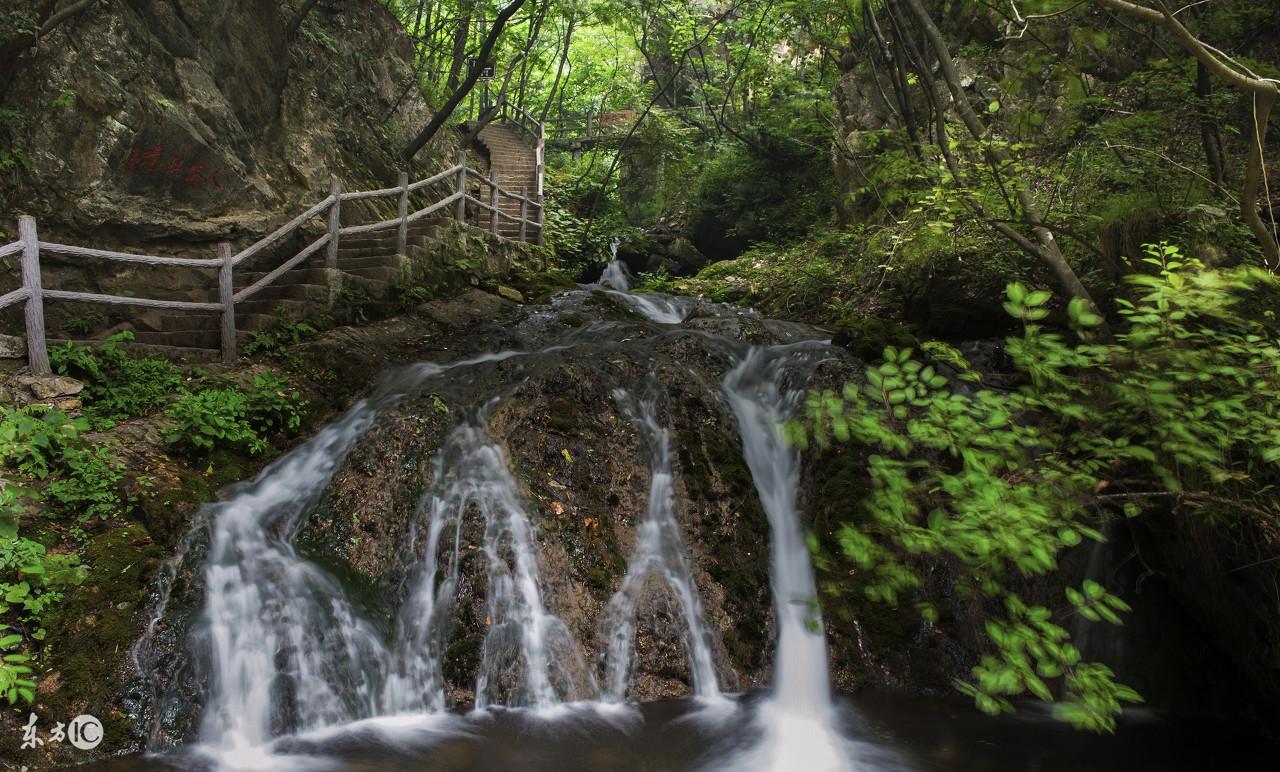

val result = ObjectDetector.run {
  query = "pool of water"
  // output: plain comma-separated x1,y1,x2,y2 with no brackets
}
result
79,690,1275,771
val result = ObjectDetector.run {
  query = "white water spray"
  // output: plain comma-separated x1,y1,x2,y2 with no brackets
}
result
600,386,722,702
724,345,850,772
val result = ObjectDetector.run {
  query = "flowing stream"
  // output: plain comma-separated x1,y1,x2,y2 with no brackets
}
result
102,265,1277,772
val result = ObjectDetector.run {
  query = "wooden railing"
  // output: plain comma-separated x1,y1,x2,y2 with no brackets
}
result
0,150,544,373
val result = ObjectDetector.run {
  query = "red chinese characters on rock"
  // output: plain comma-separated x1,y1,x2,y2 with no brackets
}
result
124,143,223,189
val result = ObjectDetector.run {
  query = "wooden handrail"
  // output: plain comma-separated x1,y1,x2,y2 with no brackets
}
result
4,143,544,373
0,287,29,310
39,242,222,268
233,194,336,267
234,233,330,303
463,166,542,206
407,164,463,193
42,289,222,311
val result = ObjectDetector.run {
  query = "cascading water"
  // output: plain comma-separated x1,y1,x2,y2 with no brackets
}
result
595,245,696,324
169,354,535,763
387,420,590,713
102,271,1248,772
457,423,593,709
197,399,390,759
600,385,722,702
599,240,631,291
724,344,851,772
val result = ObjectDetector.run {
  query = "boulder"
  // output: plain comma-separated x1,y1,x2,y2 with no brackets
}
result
496,285,525,303
666,237,708,275
17,375,85,401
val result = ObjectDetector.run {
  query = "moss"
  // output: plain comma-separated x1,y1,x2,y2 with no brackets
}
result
442,631,483,686
34,522,166,741
549,398,577,433
585,565,612,593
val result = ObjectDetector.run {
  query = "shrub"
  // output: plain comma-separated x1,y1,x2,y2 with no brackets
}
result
51,331,183,423
794,244,1280,732
165,374,307,458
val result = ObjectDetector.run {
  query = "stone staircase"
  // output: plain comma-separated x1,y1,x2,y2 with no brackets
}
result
470,122,540,240
121,218,448,352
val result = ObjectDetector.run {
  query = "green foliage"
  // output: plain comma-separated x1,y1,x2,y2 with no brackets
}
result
795,244,1280,731
51,332,184,423
0,406,127,524
165,375,307,458
243,319,319,358
0,407,100,705
0,623,36,704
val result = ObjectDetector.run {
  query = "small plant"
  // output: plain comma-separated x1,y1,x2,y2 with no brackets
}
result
165,375,307,458
43,445,126,522
51,332,183,423
63,309,108,336
0,406,126,522
51,88,77,109
243,319,318,357
165,388,259,456
0,625,35,704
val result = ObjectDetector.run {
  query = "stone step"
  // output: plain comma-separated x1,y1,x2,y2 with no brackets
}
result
142,311,280,334
234,297,308,318
337,243,408,259
238,267,333,286
335,254,406,270
50,338,220,362
241,283,331,303
342,265,404,282
128,328,257,351
339,233,430,251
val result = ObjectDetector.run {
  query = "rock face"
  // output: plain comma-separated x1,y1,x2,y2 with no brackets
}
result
294,294,798,703
0,0,441,245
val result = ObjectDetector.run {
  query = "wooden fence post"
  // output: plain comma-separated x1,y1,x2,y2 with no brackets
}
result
397,171,409,256
536,193,545,247
326,176,341,269
489,170,499,233
455,150,467,224
217,242,237,364
519,186,528,243
18,215,49,375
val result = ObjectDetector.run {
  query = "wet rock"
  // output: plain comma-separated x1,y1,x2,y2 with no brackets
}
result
496,285,525,303
666,237,707,275
418,289,514,329
0,333,26,359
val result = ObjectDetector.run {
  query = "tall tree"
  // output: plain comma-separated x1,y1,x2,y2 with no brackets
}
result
403,0,529,161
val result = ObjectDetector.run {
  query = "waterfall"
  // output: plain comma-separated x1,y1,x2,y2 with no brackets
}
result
594,257,695,324
189,353,537,757
383,427,471,714
600,386,722,702
599,238,630,291
724,345,850,772
198,400,391,753
399,422,589,710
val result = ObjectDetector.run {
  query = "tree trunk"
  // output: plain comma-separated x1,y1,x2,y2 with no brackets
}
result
900,0,1103,312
